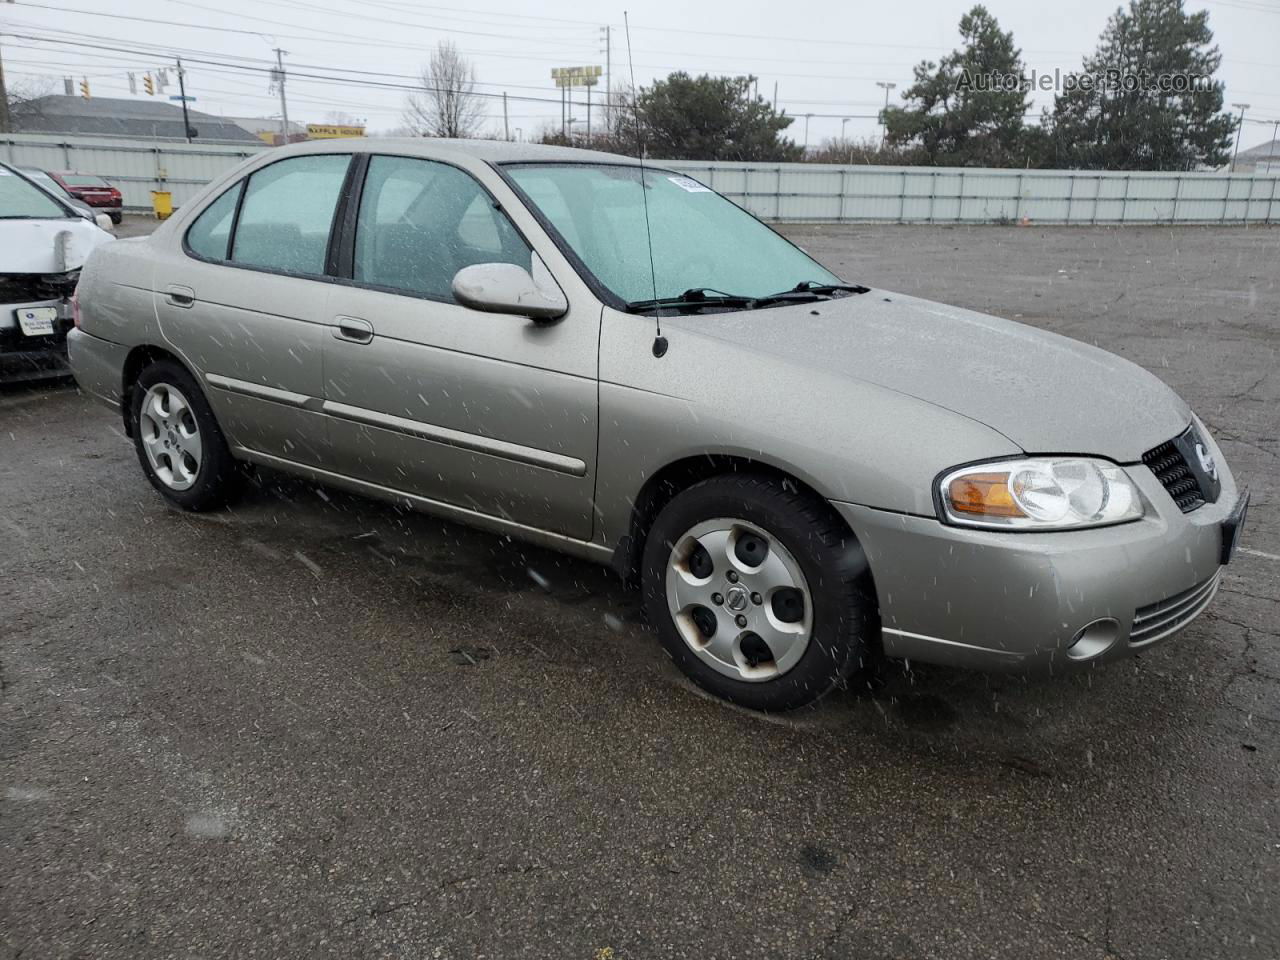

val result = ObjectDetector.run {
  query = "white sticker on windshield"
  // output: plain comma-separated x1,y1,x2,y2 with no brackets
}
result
667,176,710,193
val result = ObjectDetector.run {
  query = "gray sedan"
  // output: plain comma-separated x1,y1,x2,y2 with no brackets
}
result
67,139,1248,710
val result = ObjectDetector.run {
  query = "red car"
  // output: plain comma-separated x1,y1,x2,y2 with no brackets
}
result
48,172,122,224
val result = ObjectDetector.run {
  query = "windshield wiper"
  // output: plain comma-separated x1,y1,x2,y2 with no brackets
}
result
625,287,755,313
751,280,871,305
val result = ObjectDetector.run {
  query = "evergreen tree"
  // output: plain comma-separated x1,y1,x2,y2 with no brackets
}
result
883,6,1033,167
637,73,802,162
1043,0,1235,170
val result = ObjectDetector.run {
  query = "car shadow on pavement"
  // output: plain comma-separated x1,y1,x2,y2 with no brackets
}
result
204,463,1198,780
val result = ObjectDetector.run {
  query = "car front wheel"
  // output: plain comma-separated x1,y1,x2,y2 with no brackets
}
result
130,360,241,511
641,473,878,711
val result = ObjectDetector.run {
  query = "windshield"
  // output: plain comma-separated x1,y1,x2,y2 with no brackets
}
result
505,163,840,305
59,174,111,187
22,169,77,202
0,168,71,219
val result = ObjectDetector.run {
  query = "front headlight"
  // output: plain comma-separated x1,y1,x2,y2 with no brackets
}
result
939,458,1144,530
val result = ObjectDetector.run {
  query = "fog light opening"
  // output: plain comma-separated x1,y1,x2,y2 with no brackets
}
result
1066,618,1120,661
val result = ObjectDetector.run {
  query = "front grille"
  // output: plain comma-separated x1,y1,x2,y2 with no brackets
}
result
0,276,47,303
1131,572,1220,646
1142,423,1221,513
1143,438,1204,512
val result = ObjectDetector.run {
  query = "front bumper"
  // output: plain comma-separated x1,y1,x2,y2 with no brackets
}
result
834,441,1241,673
0,298,73,382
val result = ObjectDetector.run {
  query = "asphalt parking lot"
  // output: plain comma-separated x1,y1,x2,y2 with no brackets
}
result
2,223,1278,959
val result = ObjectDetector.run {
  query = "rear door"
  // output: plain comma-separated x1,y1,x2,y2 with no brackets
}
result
153,153,352,467
320,153,600,539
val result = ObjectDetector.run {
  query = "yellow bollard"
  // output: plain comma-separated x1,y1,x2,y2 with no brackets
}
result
150,190,174,220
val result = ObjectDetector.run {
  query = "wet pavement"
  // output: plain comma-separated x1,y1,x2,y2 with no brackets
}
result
2,224,1277,959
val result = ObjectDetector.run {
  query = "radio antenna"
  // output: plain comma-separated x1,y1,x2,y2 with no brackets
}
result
623,11,666,358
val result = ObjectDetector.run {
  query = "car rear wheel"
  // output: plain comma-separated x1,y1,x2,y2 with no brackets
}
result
641,473,878,711
130,360,241,511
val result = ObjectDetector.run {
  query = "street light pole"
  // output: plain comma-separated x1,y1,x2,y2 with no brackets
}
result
600,25,611,132
1230,103,1250,172
876,81,896,150
841,117,850,162
803,113,812,153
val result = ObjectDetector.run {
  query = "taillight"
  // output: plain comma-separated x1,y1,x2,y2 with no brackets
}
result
72,288,81,328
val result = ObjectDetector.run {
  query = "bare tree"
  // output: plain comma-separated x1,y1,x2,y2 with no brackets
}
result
5,77,57,133
402,41,485,139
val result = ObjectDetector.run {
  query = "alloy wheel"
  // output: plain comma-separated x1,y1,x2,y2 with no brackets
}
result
138,382,203,491
664,517,813,682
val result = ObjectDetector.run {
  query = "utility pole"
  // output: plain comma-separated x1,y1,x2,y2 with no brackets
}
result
176,57,192,143
1228,104,1249,174
274,48,291,145
876,81,896,150
502,91,509,141
0,35,12,135
803,113,812,152
586,84,591,141
1229,103,1249,172
772,81,777,111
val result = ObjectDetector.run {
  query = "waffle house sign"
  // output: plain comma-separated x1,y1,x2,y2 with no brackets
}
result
306,124,366,139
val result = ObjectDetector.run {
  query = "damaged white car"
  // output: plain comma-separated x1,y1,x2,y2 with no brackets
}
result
0,162,114,383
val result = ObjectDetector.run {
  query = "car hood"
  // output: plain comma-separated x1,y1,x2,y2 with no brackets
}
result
673,290,1190,463
0,217,114,275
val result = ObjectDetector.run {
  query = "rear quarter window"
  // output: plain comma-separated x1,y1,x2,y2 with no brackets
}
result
185,185,241,261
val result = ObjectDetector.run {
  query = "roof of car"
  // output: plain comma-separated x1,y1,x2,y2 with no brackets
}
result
276,136,647,167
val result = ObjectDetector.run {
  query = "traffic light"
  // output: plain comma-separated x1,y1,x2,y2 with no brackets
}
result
143,74,155,96
79,77,90,100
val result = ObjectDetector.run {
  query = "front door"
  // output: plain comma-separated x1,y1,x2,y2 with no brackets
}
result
322,154,599,540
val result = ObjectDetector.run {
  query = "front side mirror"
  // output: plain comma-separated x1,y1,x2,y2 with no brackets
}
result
452,259,567,321
93,212,114,232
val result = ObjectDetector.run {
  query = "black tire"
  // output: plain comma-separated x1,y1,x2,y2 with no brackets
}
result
640,472,878,711
130,359,242,511
109,211,123,225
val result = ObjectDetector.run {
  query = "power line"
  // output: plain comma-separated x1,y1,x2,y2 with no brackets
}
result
10,1,596,51
6,19,1276,128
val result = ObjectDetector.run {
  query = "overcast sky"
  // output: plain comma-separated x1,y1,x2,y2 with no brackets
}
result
2,0,1277,149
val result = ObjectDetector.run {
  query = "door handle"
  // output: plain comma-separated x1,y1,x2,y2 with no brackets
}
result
165,284,196,308
333,316,374,345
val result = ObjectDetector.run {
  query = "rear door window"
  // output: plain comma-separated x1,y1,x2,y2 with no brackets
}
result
231,154,350,275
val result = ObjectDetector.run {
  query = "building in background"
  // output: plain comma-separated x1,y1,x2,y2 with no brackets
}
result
12,96,262,143
226,116,309,145
1232,138,1280,175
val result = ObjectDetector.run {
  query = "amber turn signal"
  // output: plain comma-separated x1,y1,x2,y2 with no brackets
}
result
946,472,1026,518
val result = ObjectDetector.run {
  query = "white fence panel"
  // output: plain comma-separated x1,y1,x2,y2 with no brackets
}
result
2,134,1275,224
664,160,1279,224
2,133,263,210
